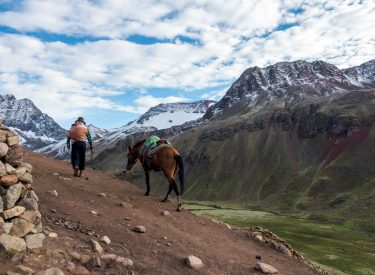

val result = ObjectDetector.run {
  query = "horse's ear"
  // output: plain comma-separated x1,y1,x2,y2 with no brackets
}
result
128,146,132,152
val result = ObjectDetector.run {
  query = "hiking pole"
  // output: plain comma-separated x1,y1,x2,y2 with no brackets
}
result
90,147,94,161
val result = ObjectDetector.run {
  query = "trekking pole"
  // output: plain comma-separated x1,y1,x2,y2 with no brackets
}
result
90,147,94,161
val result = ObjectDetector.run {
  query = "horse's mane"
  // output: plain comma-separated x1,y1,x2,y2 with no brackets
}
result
133,139,146,148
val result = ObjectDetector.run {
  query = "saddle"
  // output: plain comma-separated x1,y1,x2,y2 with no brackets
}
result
141,139,172,166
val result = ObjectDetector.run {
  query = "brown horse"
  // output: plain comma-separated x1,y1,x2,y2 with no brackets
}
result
125,139,185,211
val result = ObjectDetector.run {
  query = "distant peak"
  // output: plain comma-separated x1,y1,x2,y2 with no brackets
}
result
0,94,16,101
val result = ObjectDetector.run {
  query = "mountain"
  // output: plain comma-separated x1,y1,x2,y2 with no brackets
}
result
92,59,375,221
38,100,215,159
204,59,375,119
0,94,66,149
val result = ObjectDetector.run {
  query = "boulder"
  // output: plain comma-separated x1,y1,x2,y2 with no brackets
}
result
7,135,20,146
1,222,13,234
2,206,26,219
20,162,33,173
0,233,27,253
19,173,32,184
26,190,39,202
15,167,27,178
255,262,278,274
5,145,23,166
35,268,65,275
5,163,17,174
0,161,6,177
20,210,41,224
3,183,23,209
24,233,45,249
90,239,103,254
17,198,38,211
9,218,35,237
1,174,19,187
0,185,6,196
0,131,7,143
0,142,9,157
133,225,146,233
186,255,204,269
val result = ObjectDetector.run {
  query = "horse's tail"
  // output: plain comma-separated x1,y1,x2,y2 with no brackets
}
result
175,155,185,195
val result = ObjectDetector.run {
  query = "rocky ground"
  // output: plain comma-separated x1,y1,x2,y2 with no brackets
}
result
1,151,322,274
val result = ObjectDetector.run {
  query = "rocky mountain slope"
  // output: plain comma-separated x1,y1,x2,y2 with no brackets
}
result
0,94,66,150
0,151,321,275
204,59,375,119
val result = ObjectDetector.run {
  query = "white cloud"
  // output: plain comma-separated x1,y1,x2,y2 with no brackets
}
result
0,0,374,125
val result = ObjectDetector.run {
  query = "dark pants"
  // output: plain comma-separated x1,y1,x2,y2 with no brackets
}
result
71,141,86,170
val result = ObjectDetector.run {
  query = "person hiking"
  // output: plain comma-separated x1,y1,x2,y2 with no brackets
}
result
67,117,93,177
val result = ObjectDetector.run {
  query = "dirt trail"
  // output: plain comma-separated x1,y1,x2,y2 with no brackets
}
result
1,151,320,274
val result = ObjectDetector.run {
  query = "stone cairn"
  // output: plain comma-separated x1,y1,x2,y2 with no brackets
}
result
0,121,44,253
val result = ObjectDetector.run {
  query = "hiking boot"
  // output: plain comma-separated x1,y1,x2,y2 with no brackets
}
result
73,166,79,177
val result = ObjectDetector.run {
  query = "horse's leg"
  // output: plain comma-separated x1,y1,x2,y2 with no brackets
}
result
172,181,182,212
144,169,150,196
161,179,173,202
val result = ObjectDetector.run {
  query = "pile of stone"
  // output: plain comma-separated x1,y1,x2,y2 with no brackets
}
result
0,122,44,253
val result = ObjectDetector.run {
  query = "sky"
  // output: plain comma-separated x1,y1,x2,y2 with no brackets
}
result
0,0,374,129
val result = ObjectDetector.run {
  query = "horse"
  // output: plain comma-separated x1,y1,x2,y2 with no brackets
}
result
124,139,185,211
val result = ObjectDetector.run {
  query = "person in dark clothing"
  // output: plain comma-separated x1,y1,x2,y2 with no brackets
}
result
67,117,93,177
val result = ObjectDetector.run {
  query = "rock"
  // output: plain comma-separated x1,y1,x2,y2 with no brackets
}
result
68,251,81,261
20,210,41,224
7,135,20,146
20,162,33,173
98,193,106,197
11,254,29,263
19,173,32,184
47,190,58,197
277,244,292,257
35,268,65,275
101,254,117,261
9,218,35,237
17,198,38,211
16,264,34,275
5,163,17,174
256,255,262,260
254,234,263,243
25,233,45,249
0,142,9,157
15,167,27,178
1,174,19,187
91,256,101,267
0,185,7,195
3,183,23,209
72,266,89,275
2,206,26,219
116,256,133,267
6,271,21,275
0,234,27,253
80,255,91,264
2,222,13,234
90,239,103,253
120,202,133,208
0,196,3,212
50,209,57,213
90,210,98,215
186,255,204,270
48,232,58,238
133,225,146,233
0,161,6,177
26,190,39,202
162,210,170,216
255,262,278,274
5,145,23,166
52,173,60,176
100,235,111,244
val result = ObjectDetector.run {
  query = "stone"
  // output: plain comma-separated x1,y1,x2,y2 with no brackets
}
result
0,234,27,253
3,183,23,209
91,256,101,267
255,262,278,274
2,206,26,219
73,266,89,275
0,161,6,177
2,222,13,234
9,218,35,237
80,255,91,264
0,185,7,195
25,233,45,249
0,196,3,212
48,232,58,238
162,210,170,216
254,234,263,243
68,251,81,261
5,163,17,174
98,193,106,197
133,225,146,233
0,142,9,157
116,256,133,267
52,173,60,176
16,265,34,275
48,190,58,197
256,255,262,260
20,162,33,173
5,145,23,166
20,210,41,224
277,244,292,257
7,135,20,146
26,190,39,202
15,167,27,178
17,198,38,211
90,239,103,253
19,173,33,184
100,254,117,261
100,235,111,244
186,255,203,269
120,202,133,208
35,268,65,275
1,174,19,187
90,210,98,215
5,271,21,275
11,254,29,263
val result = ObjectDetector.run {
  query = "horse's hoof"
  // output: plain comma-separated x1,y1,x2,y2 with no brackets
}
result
144,192,150,196
176,207,182,212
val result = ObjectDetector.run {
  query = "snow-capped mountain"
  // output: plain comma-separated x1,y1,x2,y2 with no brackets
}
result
204,59,375,119
0,94,66,149
37,100,214,159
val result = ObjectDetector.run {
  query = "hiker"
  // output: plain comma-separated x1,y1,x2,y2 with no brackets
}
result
67,117,93,177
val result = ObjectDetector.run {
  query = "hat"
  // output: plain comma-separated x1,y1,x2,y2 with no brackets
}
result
77,117,85,123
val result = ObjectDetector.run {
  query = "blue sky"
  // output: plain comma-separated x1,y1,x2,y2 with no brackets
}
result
0,0,374,129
